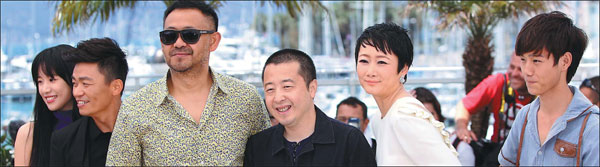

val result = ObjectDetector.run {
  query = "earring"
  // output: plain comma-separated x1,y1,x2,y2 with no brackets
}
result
400,75,406,83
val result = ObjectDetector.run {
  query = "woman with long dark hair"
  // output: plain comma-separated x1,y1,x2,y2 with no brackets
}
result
14,45,80,166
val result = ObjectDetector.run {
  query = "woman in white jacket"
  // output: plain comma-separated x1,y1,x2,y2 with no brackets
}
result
354,22,460,166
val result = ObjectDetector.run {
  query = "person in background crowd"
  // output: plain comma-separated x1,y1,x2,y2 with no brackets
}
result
335,97,377,152
269,111,279,126
453,52,535,166
9,120,26,143
14,45,81,166
580,76,599,106
454,52,536,144
411,87,475,166
7,120,25,165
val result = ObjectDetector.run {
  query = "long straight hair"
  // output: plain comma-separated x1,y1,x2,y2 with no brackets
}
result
29,45,80,166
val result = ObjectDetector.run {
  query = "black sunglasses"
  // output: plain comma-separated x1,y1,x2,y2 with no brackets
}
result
159,29,215,45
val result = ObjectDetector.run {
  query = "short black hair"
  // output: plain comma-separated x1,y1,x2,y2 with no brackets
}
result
262,49,316,87
515,11,588,83
580,76,600,94
8,120,25,142
336,97,368,120
163,0,219,31
355,22,413,83
66,38,129,95
413,87,444,122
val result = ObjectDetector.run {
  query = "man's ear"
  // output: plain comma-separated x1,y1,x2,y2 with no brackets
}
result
209,32,222,52
309,79,318,99
110,79,124,96
560,52,572,71
361,118,370,132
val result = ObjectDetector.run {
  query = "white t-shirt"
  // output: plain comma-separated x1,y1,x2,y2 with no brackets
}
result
370,97,460,166
449,134,476,166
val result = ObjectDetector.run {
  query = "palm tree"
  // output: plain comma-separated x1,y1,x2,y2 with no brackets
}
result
406,1,560,139
51,1,324,36
252,12,299,49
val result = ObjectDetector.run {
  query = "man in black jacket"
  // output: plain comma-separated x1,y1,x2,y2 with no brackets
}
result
244,49,376,166
49,38,128,166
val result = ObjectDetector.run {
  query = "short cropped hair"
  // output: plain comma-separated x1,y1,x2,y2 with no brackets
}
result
262,49,316,87
164,0,219,31
66,38,129,94
355,22,414,82
336,97,368,120
515,11,588,83
580,76,600,95
413,87,444,122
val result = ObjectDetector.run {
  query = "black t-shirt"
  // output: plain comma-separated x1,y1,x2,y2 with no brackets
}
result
86,118,112,166
284,136,313,166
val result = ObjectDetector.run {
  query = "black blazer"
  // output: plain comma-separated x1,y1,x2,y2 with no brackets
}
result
49,116,91,166
244,106,376,166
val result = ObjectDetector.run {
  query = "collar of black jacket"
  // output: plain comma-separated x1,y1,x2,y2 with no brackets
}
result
270,105,335,156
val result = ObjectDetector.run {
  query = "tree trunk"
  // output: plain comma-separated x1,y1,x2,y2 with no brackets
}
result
463,34,494,139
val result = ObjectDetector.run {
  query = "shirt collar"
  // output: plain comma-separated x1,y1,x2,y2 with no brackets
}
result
269,105,335,156
312,106,335,144
210,69,233,95
152,68,232,107
563,85,599,121
270,124,286,156
529,85,598,122
87,117,103,139
152,74,169,107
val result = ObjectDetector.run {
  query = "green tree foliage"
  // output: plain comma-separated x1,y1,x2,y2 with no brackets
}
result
0,133,13,166
52,0,324,36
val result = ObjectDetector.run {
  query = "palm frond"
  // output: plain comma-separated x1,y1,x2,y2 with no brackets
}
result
52,0,325,36
52,1,138,36
406,1,562,38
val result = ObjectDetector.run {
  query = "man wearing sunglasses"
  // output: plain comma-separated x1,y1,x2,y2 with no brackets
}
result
106,1,270,166
580,76,599,107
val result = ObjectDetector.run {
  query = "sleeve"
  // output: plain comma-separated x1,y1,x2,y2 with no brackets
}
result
393,116,461,165
248,88,270,135
348,128,377,166
498,104,529,166
49,132,65,166
243,135,255,167
105,100,142,166
582,113,599,166
462,74,503,114
457,141,475,166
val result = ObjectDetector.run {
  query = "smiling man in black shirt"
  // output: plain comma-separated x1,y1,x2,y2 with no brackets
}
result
244,49,376,166
49,38,128,166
